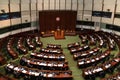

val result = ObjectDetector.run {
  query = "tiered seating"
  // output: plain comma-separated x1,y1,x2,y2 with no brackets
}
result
5,62,72,80
47,44,61,49
86,34,96,45
82,57,120,80
77,49,110,68
67,30,120,80
1,29,120,80
67,42,80,49
94,33,104,47
103,32,116,50
35,36,43,47
69,45,90,54
17,37,28,54
100,32,116,50
40,48,63,54
20,56,69,70
73,47,100,60
79,34,88,44
30,52,65,61
5,43,73,80
26,36,36,50
7,37,18,59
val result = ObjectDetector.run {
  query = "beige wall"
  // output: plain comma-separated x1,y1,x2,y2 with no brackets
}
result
0,0,120,37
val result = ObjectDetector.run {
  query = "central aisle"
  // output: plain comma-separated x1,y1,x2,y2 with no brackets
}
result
40,35,84,80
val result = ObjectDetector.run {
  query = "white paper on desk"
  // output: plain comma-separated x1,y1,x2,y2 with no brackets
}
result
78,61,84,65
22,70,27,73
48,63,52,66
48,73,53,77
58,64,63,67
9,65,14,69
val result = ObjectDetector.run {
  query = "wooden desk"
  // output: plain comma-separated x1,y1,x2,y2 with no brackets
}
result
7,38,18,59
70,45,90,54
67,42,80,50
82,57,120,79
54,29,65,40
77,49,110,68
30,52,65,61
5,63,73,80
40,48,63,54
17,37,28,54
35,36,43,47
47,44,61,49
20,57,68,70
73,47,100,60
26,37,36,50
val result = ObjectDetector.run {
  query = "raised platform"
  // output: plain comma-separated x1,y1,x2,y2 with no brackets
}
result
41,31,76,39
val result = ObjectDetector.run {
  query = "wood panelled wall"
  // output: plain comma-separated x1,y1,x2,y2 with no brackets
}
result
39,10,77,34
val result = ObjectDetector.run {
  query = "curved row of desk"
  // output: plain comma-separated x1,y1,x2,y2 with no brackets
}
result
6,35,43,60
20,56,69,70
30,52,65,61
5,39,73,80
1,29,120,80
77,49,110,68
7,37,18,59
5,62,72,80
67,30,120,80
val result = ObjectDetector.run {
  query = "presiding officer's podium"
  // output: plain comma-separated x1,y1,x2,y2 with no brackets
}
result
54,29,65,40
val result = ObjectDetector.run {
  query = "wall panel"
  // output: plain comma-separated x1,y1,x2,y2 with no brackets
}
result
0,20,10,28
78,0,83,10
37,0,43,10
92,17,101,22
102,17,113,24
114,18,120,26
116,0,120,12
43,0,49,10
77,10,83,20
10,4,20,12
103,0,116,12
66,0,71,10
22,16,30,23
84,0,92,10
60,0,65,10
31,11,37,21
77,15,83,20
31,0,37,3
31,4,36,10
21,0,30,3
21,11,30,23
0,5,9,13
21,4,30,11
55,0,60,10
93,0,103,11
50,0,55,10
10,0,20,3
11,18,21,25
83,11,92,21
72,0,77,10
0,0,9,4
